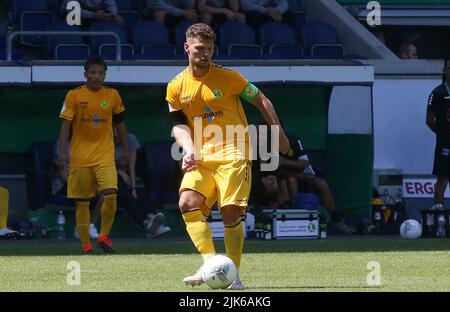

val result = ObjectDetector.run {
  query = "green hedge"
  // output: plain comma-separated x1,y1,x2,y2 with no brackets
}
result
0,85,330,153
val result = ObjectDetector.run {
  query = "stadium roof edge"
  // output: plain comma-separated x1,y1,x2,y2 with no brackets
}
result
362,59,444,76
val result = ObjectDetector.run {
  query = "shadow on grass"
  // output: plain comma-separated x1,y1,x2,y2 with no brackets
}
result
0,237,450,256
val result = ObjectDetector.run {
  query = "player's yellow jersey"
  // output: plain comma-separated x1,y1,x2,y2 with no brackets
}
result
59,85,125,167
166,64,251,162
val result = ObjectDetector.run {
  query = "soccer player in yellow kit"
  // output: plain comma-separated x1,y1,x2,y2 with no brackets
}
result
166,23,290,289
0,186,20,239
58,56,129,254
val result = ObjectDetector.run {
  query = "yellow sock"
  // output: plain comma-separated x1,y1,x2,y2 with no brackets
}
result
76,200,90,245
224,218,244,269
182,209,216,262
100,193,117,237
0,187,9,229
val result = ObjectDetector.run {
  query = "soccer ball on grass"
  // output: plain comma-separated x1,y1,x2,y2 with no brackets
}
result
399,219,422,239
201,255,238,289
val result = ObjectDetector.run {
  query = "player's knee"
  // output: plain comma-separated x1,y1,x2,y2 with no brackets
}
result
179,191,204,212
179,197,195,212
221,206,241,226
222,215,242,227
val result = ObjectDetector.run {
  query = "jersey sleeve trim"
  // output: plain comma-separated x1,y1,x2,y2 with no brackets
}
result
59,114,73,121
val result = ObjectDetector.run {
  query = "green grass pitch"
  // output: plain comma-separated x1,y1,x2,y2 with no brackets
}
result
0,237,449,292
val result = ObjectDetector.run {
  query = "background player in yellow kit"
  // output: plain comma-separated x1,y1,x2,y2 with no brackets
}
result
166,23,290,289
0,186,20,239
58,56,129,254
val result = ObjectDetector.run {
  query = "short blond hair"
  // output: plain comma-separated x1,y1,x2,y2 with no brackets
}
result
186,23,216,42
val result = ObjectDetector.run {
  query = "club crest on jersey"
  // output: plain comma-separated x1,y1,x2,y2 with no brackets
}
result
212,88,223,101
100,100,109,109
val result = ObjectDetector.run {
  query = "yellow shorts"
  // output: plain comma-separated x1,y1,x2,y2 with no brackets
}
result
67,163,117,199
180,159,251,215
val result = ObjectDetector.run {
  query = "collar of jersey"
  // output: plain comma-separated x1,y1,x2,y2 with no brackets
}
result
83,84,105,93
185,63,212,81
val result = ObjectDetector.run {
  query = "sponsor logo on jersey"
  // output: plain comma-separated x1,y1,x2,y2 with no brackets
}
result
200,106,223,122
180,95,193,106
81,114,107,126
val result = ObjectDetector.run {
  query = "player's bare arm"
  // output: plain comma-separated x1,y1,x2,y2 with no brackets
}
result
169,108,198,172
251,91,290,154
115,120,130,167
58,118,72,171
172,125,198,173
